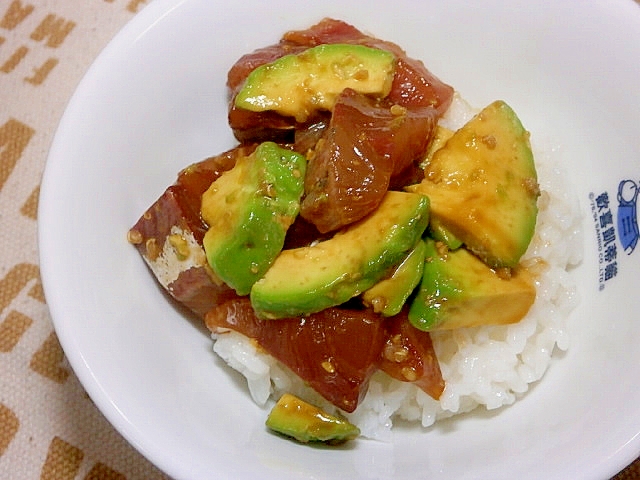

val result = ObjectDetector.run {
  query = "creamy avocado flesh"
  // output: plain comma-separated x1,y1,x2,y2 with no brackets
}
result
250,191,430,319
201,142,306,296
362,239,427,317
266,393,360,444
408,239,536,331
409,100,539,268
235,43,395,122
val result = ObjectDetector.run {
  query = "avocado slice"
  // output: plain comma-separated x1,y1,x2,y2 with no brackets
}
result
420,126,462,250
362,239,426,316
428,217,463,250
266,393,360,444
408,239,536,331
250,191,430,318
420,124,454,169
201,142,306,295
409,100,539,268
235,43,395,122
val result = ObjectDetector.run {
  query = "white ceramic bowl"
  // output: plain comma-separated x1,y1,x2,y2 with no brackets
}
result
39,1,640,478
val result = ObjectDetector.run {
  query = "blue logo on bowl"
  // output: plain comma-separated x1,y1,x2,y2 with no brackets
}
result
590,179,639,291
617,179,639,254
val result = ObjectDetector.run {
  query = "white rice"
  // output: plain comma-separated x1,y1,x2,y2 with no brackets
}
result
211,94,583,440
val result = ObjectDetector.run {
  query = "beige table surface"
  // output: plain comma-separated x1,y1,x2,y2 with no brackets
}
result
1,0,639,478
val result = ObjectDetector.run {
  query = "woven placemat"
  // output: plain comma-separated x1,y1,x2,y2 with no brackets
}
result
0,2,167,478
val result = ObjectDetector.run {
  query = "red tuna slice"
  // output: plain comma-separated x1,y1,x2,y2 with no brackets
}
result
205,298,386,413
127,145,259,318
379,310,445,400
128,185,238,319
227,104,303,144
300,88,438,233
281,17,369,46
387,56,454,116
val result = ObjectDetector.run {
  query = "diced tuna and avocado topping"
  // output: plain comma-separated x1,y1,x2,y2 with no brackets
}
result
128,18,540,445
235,43,395,122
